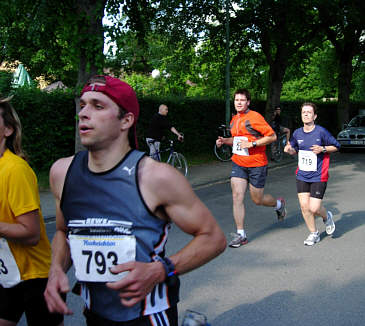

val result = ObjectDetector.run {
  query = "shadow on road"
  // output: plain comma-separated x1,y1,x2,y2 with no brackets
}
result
331,210,365,239
211,277,365,325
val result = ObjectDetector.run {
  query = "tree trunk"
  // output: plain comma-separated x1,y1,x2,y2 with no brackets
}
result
74,0,106,153
265,58,287,122
337,53,353,130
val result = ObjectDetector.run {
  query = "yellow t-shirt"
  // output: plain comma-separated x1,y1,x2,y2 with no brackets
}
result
0,149,51,281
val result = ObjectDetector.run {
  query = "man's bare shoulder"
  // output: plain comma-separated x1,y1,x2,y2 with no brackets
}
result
49,156,74,191
138,156,189,188
50,156,74,176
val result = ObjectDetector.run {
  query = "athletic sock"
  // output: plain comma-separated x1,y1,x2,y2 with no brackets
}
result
237,229,245,237
275,199,282,210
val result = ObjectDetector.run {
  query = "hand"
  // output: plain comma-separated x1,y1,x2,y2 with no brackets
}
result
44,267,73,315
106,261,165,307
178,134,184,142
239,139,251,149
310,144,323,154
216,136,224,148
284,143,296,155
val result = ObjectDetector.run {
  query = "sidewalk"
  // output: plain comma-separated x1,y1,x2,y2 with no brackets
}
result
40,153,296,220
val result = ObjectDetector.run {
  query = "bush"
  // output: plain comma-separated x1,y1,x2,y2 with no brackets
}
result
0,71,13,95
11,87,75,172
8,87,364,174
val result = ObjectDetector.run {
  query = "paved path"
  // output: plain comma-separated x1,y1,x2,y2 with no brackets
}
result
40,153,296,219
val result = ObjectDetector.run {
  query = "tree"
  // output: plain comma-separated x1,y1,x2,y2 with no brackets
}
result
282,41,338,101
228,0,324,118
317,0,365,126
1,0,108,150
154,0,325,117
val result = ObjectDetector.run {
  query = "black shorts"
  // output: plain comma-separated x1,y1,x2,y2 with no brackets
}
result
0,278,64,326
231,162,268,188
296,179,327,199
84,305,178,326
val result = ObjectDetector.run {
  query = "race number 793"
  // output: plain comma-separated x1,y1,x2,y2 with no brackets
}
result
82,250,118,275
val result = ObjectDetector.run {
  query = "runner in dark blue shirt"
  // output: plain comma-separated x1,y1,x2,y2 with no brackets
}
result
285,102,340,246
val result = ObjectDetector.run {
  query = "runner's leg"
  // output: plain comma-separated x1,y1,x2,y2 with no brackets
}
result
309,198,327,221
249,185,276,207
298,193,316,233
231,177,248,230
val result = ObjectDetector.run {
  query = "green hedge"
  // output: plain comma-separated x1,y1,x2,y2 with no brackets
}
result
11,88,76,172
5,87,364,173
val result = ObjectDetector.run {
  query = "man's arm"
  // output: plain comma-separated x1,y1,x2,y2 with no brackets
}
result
106,157,226,307
310,145,338,155
170,126,184,141
216,136,233,147
44,156,74,315
239,133,277,149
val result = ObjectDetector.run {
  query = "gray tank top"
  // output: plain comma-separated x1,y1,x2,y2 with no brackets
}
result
61,150,179,322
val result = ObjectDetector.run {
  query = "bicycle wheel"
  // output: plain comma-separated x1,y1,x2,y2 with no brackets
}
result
170,152,188,177
214,144,232,162
270,140,283,162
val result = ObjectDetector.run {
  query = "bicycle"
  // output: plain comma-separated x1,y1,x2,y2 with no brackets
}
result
270,131,287,162
147,137,188,177
214,124,232,162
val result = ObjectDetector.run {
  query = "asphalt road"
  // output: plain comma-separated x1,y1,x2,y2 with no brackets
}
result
19,151,365,325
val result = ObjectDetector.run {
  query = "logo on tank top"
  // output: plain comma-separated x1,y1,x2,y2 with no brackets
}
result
123,166,135,175
68,218,133,235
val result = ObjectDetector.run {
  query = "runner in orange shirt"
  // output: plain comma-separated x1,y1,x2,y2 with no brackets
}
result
216,89,287,247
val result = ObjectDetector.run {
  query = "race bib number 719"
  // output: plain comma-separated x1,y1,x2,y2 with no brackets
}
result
298,150,317,172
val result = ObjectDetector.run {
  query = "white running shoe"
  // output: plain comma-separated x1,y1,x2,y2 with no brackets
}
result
324,211,335,235
304,231,320,246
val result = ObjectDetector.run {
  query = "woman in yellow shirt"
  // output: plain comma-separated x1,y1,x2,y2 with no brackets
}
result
0,96,63,326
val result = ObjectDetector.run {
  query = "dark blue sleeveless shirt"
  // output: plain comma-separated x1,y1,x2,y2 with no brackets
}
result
61,150,179,322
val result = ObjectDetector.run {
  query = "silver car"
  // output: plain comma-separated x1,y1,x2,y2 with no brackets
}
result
337,115,365,149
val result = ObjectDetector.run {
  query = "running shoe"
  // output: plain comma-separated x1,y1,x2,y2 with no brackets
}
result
304,232,320,246
228,233,248,248
276,197,286,221
324,211,335,235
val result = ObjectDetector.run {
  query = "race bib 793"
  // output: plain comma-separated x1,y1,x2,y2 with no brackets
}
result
68,219,136,282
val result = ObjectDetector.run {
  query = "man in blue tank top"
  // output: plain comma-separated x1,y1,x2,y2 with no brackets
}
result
284,102,340,246
44,75,226,325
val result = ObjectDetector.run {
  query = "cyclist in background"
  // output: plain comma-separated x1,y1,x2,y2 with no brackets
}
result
146,104,184,160
271,106,290,144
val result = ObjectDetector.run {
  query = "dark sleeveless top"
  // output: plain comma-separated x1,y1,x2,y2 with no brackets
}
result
61,150,179,321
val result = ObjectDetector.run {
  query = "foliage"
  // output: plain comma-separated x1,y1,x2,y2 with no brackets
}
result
351,55,365,102
11,87,75,172
0,71,13,95
1,0,364,146
282,42,338,101
317,0,365,125
0,0,107,87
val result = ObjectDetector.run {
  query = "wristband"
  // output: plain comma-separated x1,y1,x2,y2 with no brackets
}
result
154,256,178,286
